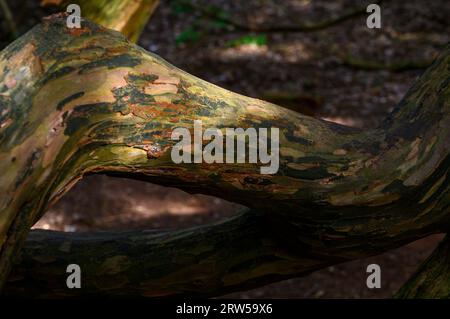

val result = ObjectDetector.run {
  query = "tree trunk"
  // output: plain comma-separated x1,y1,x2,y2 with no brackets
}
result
5,212,334,297
395,235,450,298
42,0,160,42
0,16,449,296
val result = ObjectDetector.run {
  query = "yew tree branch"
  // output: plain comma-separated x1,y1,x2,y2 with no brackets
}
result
395,235,450,299
0,16,449,295
5,211,335,297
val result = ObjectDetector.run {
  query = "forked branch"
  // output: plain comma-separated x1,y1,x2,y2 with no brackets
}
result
0,16,449,296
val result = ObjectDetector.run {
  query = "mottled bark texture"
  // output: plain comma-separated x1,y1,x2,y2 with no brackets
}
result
42,0,159,42
5,212,333,297
0,16,449,297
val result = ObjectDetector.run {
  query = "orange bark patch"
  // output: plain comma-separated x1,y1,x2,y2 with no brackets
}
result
0,118,13,130
4,77,16,89
40,0,64,5
8,42,43,77
142,143,166,159
129,105,156,119
66,27,91,37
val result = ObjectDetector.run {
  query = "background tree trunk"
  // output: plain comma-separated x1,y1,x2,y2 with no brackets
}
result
0,16,449,295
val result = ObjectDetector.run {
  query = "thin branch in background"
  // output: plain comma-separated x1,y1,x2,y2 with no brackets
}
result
0,0,18,39
176,0,388,33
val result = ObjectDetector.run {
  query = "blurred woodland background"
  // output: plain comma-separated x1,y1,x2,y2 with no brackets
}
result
1,0,449,298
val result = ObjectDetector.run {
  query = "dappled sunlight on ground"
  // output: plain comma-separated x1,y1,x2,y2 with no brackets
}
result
33,175,243,232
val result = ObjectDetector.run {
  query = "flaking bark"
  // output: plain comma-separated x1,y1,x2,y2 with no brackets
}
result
0,16,449,296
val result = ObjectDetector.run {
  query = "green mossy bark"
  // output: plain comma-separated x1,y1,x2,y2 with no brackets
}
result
5,212,332,297
396,235,450,298
0,17,449,296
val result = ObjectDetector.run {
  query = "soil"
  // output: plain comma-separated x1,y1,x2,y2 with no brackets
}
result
1,0,449,298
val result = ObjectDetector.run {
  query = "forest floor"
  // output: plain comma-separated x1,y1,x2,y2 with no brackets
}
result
1,0,449,298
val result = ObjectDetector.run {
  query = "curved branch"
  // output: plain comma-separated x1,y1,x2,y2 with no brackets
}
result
0,16,449,293
395,235,450,299
4,211,334,297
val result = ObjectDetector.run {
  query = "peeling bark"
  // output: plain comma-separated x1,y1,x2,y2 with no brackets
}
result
0,16,449,295
5,212,334,297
